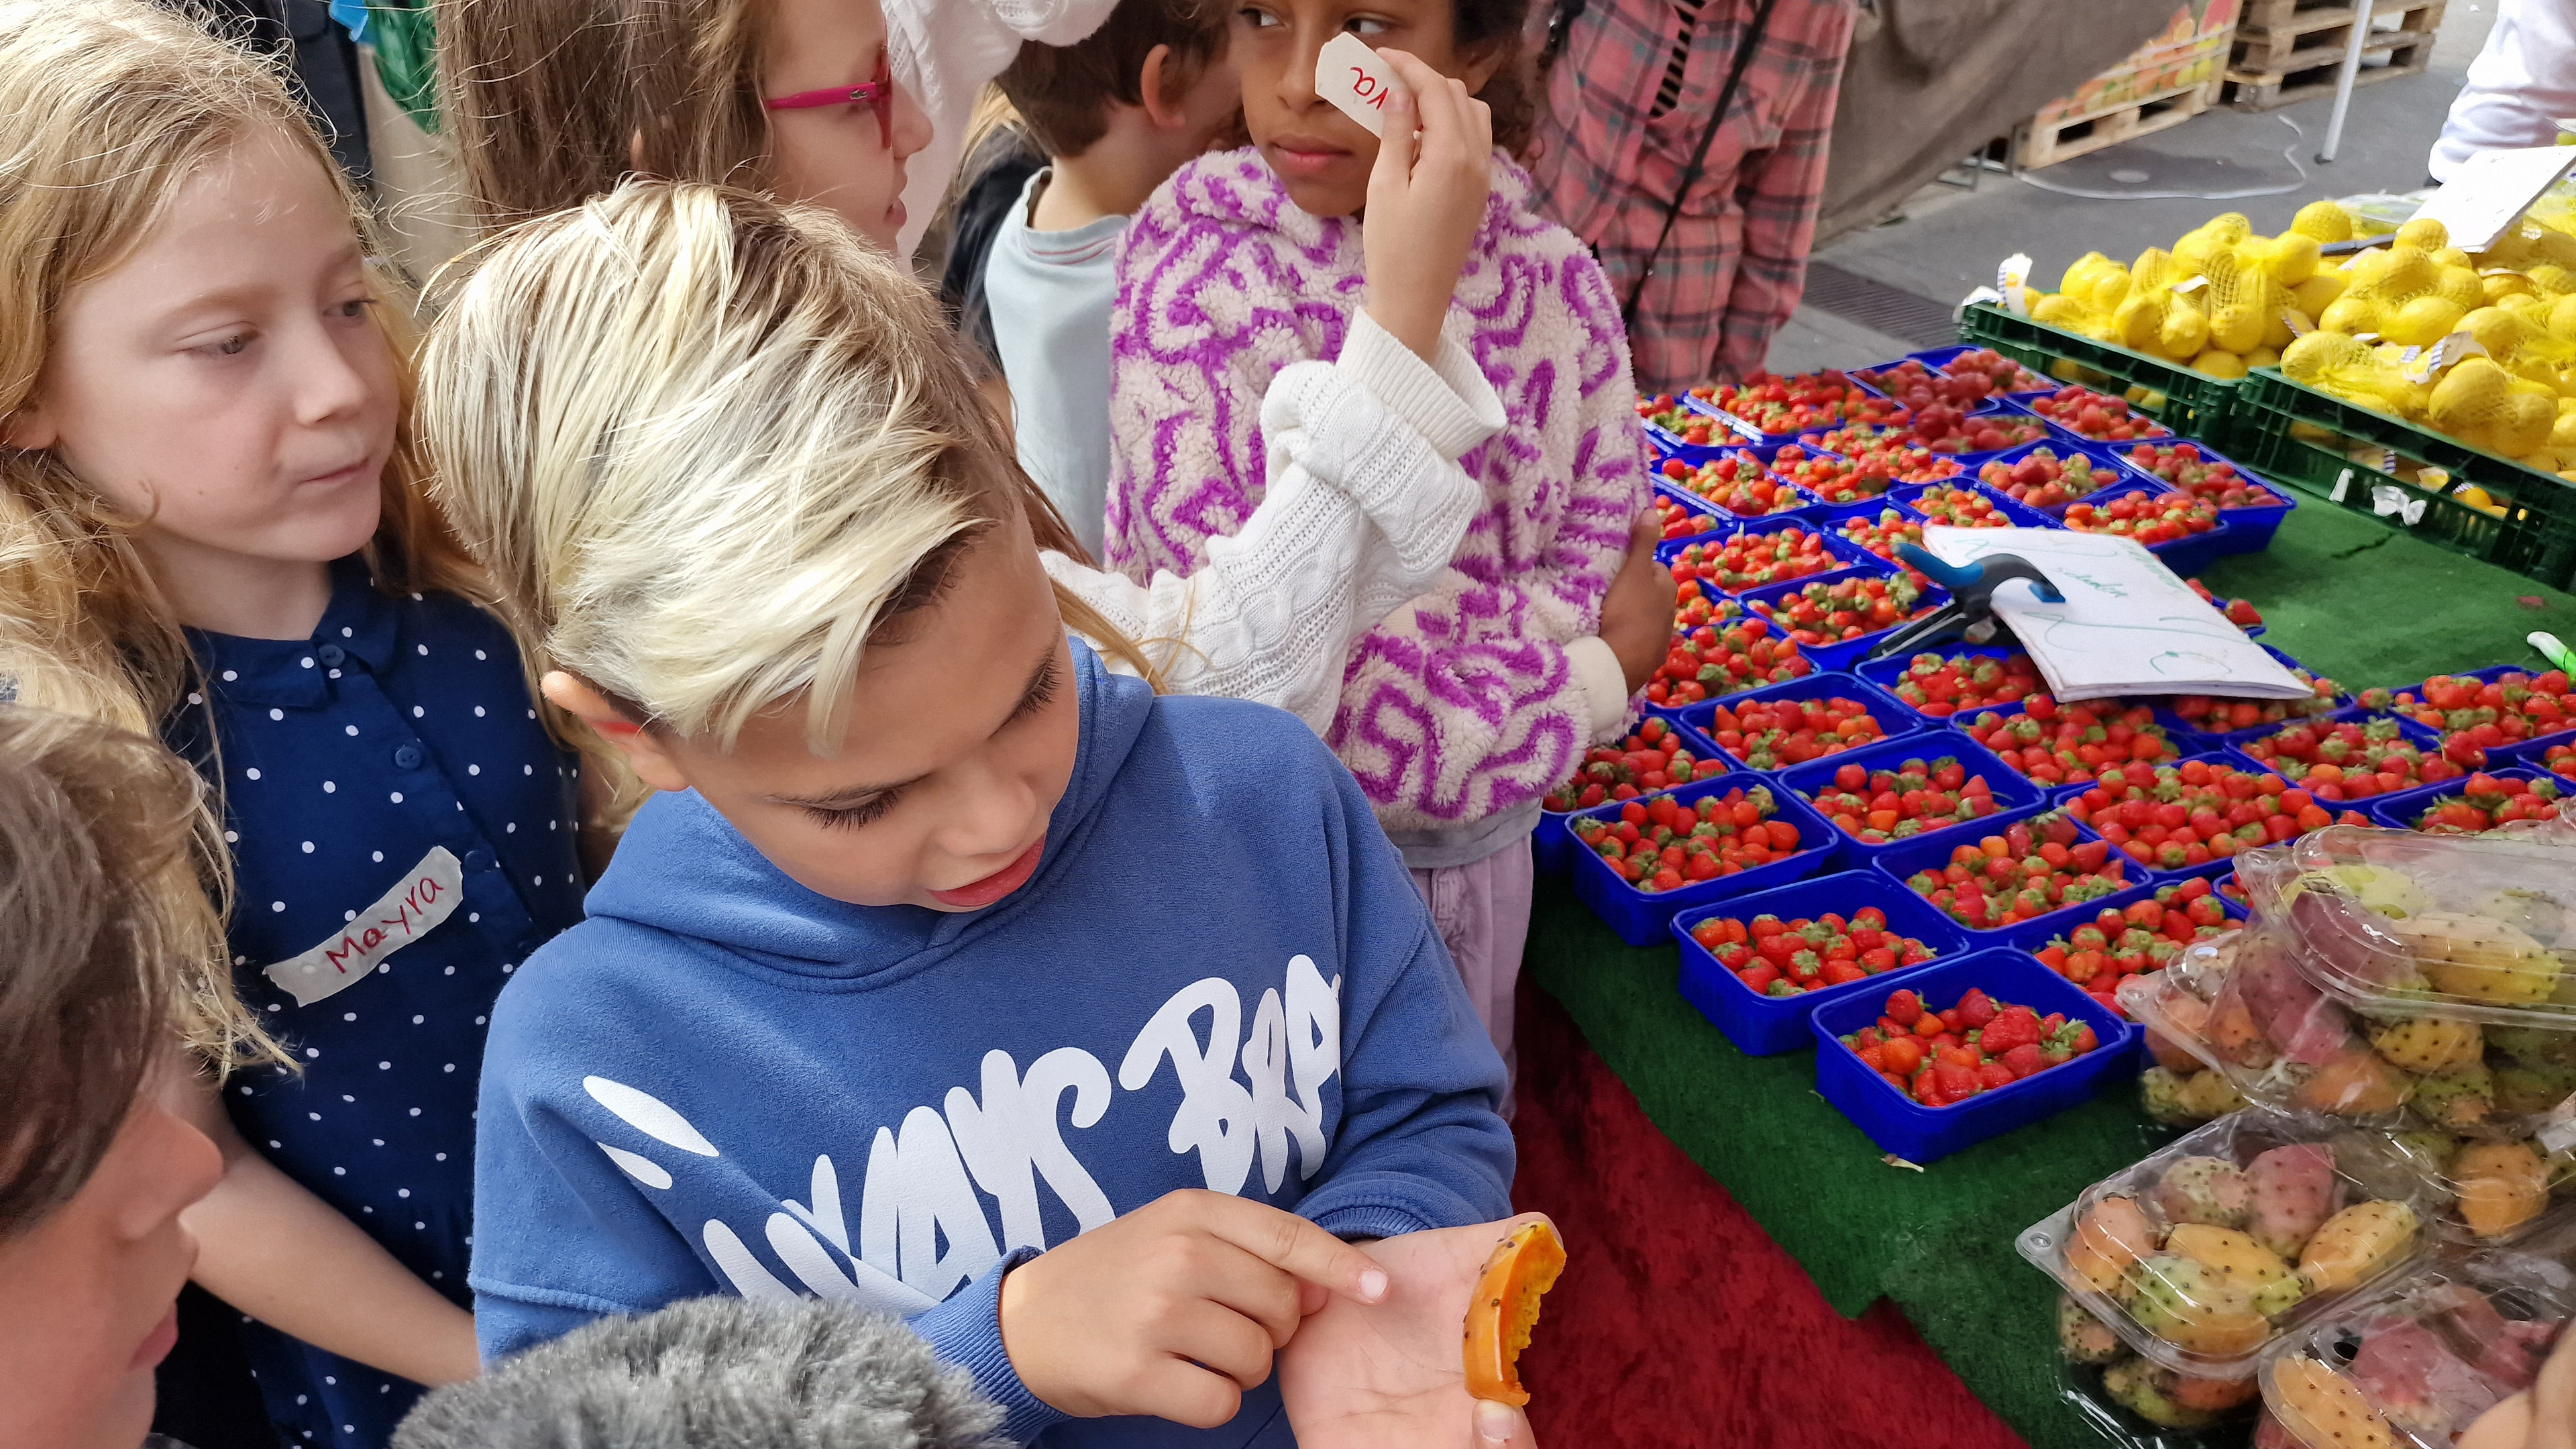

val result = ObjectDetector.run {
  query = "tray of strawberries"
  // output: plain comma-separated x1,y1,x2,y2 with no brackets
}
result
2025,385,2173,444
1678,674,1911,769
1961,698,2184,787
1642,616,1811,712
2017,879,2239,1014
2520,739,2576,780
1567,778,1831,945
1858,645,2048,722
1831,506,1929,578
1672,871,1965,1055
1539,716,1729,814
2059,487,2224,548
2232,712,2464,801
2363,767,2565,834
1976,443,2119,510
1652,489,1725,544
1813,953,2127,1162
2359,667,2576,771
1660,521,1868,592
1854,358,1998,411
1779,731,2042,850
1637,388,1731,460
1697,370,1906,446
1743,572,1943,671
2116,441,2293,523
2146,650,2345,745
1874,810,2134,935
1767,443,1913,502
1659,453,1819,517
1918,345,2051,396
2061,757,2371,875
1894,482,2053,530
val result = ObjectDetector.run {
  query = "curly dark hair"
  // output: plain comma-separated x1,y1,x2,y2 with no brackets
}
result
1455,0,1538,158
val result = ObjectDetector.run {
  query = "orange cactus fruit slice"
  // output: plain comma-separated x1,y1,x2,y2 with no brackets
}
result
1462,1220,1567,1407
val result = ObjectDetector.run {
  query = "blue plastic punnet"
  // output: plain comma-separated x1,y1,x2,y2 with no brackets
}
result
1670,871,1970,1056
1657,513,1892,585
2361,766,2566,833
1564,775,1837,947
1738,572,1954,674
1672,671,1923,769
1642,612,1821,720
1855,642,2039,726
1808,949,2135,1163
1867,811,2149,943
1772,728,2048,861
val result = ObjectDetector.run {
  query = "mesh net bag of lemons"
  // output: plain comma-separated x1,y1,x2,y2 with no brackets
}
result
2024,203,2576,486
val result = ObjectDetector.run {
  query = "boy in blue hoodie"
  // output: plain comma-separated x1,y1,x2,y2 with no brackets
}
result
423,170,1523,1444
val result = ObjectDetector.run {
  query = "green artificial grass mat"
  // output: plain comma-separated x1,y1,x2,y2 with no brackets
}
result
1520,498,2576,1444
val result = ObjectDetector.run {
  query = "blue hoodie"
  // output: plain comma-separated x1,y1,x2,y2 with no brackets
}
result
468,641,1514,1446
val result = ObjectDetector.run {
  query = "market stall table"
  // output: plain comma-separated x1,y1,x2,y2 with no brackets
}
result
1508,498,2576,1446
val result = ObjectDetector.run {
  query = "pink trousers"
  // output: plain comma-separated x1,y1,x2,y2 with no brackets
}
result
1409,834,1533,1114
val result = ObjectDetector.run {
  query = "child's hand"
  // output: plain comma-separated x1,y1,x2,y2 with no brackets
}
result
997,1189,1391,1428
1360,49,1494,363
1277,1213,1556,1449
2457,1317,2576,1449
1598,511,1678,696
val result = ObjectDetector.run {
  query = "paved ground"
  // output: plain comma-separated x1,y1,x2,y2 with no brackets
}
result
1766,0,2504,375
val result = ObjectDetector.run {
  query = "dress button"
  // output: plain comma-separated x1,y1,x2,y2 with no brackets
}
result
393,745,425,769
317,644,346,666
465,849,496,872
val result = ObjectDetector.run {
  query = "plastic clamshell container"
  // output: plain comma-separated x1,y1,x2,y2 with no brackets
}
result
1774,727,2047,859
1956,439,2128,513
2369,665,2576,764
1886,476,2063,533
2234,825,2576,1031
1810,948,2133,1163
2255,1235,2575,1449
1856,642,2043,727
2054,1350,2261,1448
1738,572,1952,674
2101,437,2299,554
1672,669,1920,765
1655,512,1888,585
1652,456,1828,520
2017,1108,2443,1381
1564,775,1836,947
2361,767,2568,835
1866,810,2147,943
2145,645,2353,751
1639,612,1817,720
1669,871,1969,1055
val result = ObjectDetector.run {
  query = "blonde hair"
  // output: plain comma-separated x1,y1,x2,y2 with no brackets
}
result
0,0,480,1068
420,180,1155,761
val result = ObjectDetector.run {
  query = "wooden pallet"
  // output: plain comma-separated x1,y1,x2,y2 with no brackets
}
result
2224,0,2443,110
2012,76,2220,170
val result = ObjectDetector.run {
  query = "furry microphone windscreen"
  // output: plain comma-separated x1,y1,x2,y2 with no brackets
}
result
388,1298,1006,1449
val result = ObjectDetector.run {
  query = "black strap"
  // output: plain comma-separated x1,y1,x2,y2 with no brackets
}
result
1621,0,1782,331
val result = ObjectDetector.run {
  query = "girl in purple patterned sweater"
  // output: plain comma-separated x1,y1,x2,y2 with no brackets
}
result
1105,0,1664,1093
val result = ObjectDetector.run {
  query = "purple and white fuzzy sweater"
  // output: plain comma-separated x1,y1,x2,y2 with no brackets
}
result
1106,148,1648,861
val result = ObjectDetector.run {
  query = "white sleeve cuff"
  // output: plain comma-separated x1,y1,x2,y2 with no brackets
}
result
1336,309,1507,461
1566,635,1632,743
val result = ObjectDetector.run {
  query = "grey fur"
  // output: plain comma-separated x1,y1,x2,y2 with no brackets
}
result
390,1298,1006,1449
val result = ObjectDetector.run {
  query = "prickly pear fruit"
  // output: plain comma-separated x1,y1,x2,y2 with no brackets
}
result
2286,864,2430,920
2267,1354,2391,1449
2156,1157,2256,1228
2169,1372,2261,1414
2487,1025,2576,1071
2296,1046,2413,1116
2409,1060,2496,1130
2298,1200,2418,1295
2247,1143,2342,1260
2177,1070,2247,1120
2167,1224,2304,1318
2452,1140,2550,1237
2057,1293,2125,1363
2123,1254,2272,1356
2067,1195,2159,1293
2493,1061,2576,1114
2145,1027,2204,1075
2104,1356,2224,1428
2367,1016,2483,1073
2206,991,2276,1069
2390,911,2559,1005
2141,1068,2196,1126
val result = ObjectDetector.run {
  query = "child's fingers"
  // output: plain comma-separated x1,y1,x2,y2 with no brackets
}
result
1367,78,1417,192
1163,1294,1282,1389
1476,1399,1540,1447
1189,1190,1391,1303
1199,1238,1311,1346
1130,1357,1247,1431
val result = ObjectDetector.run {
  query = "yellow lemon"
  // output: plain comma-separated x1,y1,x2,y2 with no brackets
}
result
2497,392,2559,455
2294,272,2349,316
2436,266,2485,311
2319,295,2381,335
2261,233,2322,285
2210,301,2267,353
2032,292,2093,328
2396,217,2450,252
2190,349,2248,378
2487,272,2537,303
2292,201,2353,242
2204,212,2253,243
2088,266,2133,312
2382,295,2468,346
2244,345,2282,370
2160,305,2210,359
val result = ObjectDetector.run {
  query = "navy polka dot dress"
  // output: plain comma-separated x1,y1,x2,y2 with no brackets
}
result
164,558,586,1448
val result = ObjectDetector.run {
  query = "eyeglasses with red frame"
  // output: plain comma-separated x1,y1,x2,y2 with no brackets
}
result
762,52,895,150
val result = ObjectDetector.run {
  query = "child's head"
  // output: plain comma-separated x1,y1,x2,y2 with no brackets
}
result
0,708,228,1449
1233,0,1532,217
437,0,932,250
421,182,1108,913
997,0,1237,166
0,0,472,724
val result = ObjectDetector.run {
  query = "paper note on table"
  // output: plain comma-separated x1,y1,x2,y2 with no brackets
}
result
1317,33,1405,137
1919,526,2309,702
2408,146,2576,252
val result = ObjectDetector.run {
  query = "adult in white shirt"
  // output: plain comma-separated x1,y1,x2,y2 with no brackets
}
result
2427,0,2576,183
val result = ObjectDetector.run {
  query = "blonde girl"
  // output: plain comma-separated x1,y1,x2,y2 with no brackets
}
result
0,4,590,1444
433,0,1668,737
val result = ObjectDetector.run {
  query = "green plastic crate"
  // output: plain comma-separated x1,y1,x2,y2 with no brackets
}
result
2219,372,2576,590
1957,303,2243,441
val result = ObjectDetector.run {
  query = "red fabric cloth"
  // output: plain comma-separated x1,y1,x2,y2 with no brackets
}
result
1509,983,2028,1449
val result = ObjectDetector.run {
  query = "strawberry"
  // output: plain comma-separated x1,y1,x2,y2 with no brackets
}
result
1999,1042,2045,1079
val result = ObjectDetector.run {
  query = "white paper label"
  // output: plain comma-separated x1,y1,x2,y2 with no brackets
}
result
2280,307,2310,337
2371,483,2427,527
1316,34,1405,137
2331,467,2354,503
260,846,464,1007
2170,276,2209,294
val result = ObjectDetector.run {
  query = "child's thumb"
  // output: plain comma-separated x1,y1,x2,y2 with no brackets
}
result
1371,83,1417,186
1474,1399,1538,1448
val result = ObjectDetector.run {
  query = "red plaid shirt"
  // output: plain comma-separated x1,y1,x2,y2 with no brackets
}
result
1531,0,1856,392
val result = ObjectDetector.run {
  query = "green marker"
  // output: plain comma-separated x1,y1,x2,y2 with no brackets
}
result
2530,631,2576,674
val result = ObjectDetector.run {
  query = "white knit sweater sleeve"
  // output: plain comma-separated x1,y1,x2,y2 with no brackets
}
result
885,0,1122,257
1045,313,1504,733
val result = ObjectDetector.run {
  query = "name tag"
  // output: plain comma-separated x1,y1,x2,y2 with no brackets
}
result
1318,33,1404,138
261,846,464,1007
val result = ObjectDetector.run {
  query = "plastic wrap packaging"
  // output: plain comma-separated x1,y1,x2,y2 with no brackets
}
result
2257,1209,2576,1449
2055,1293,2261,1441
2022,1111,2437,1380
2123,933,2576,1243
2135,930,2253,1128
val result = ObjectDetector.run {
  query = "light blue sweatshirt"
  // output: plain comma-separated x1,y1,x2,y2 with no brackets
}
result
468,640,1515,1446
